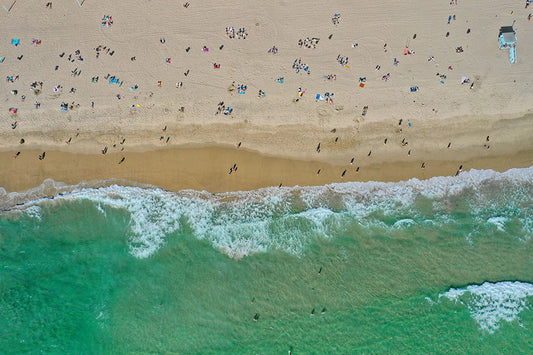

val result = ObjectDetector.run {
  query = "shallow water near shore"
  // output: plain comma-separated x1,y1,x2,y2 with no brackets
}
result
1,167,533,353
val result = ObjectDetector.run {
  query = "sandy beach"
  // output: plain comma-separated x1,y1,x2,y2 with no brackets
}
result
1,0,533,194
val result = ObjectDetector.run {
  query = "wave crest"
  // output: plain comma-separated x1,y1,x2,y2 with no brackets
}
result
438,281,533,333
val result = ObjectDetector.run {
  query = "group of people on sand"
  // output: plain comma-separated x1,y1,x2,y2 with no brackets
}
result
292,58,311,74
4,3,508,180
225,26,248,39
297,37,319,49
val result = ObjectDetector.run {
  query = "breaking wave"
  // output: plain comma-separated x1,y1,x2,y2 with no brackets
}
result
1,166,532,258
438,281,533,333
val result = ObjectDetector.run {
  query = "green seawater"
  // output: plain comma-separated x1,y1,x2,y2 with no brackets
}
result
1,168,533,353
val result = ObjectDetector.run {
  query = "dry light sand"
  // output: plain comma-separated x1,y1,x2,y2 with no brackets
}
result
1,0,532,194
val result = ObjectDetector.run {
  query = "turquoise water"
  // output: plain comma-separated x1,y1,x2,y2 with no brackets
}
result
1,167,533,353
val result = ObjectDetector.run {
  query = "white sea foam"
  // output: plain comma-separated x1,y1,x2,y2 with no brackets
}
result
393,219,415,228
65,186,190,259
519,216,533,242
25,205,42,221
439,281,533,333
487,217,508,232
4,166,533,259
465,232,474,246
95,203,107,217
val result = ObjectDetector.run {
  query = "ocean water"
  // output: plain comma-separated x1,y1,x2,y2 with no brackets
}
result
1,167,533,353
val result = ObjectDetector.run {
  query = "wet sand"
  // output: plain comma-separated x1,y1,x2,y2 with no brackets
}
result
2,145,533,196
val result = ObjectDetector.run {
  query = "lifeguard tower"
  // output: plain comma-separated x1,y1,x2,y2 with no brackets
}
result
498,26,517,63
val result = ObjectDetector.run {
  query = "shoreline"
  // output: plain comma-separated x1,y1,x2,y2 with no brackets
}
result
1,141,532,197
1,112,532,197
